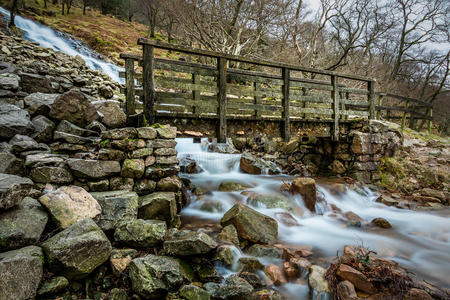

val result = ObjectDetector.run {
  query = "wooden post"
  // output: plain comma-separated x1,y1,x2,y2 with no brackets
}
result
254,82,261,117
217,57,227,143
125,58,136,117
192,73,200,115
401,100,409,130
142,44,155,124
339,90,345,120
428,107,433,134
282,67,290,142
376,93,384,120
331,75,339,141
368,80,375,119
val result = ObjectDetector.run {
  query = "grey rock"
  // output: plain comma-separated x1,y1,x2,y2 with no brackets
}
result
163,230,217,256
0,73,20,90
0,104,34,139
0,246,44,300
137,127,157,139
114,219,166,248
25,153,67,168
90,190,139,231
53,131,99,144
31,115,55,142
93,100,126,128
30,166,73,184
204,275,253,300
67,159,121,179
37,276,69,296
23,92,59,116
101,127,137,139
0,197,48,250
56,119,98,137
41,218,112,279
20,72,55,93
0,173,33,211
0,152,24,176
139,192,177,222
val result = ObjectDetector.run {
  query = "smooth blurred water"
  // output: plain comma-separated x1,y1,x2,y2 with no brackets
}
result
0,7,123,82
176,138,450,294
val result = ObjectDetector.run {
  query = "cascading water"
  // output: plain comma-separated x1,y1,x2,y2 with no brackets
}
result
176,138,450,298
0,7,123,82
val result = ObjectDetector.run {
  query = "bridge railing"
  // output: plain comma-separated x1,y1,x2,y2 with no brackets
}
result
119,40,429,141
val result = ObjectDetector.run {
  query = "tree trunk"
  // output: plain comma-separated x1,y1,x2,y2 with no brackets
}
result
44,0,47,9
61,2,64,15
9,0,19,27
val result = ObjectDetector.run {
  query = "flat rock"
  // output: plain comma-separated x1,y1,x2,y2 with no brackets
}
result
0,73,19,90
30,166,73,184
93,100,126,128
164,230,217,256
0,104,34,139
204,275,253,300
156,126,177,139
0,197,48,250
114,219,166,248
220,203,278,245
25,153,67,168
336,264,377,294
0,246,44,300
56,119,97,137
67,159,121,179
24,92,59,116
41,218,112,279
90,190,139,231
139,192,177,223
39,186,101,229
0,173,33,211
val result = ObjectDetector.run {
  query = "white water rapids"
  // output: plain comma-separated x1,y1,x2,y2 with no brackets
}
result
0,7,123,82
176,138,450,298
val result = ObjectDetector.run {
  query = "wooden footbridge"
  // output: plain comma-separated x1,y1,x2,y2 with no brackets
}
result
120,39,433,142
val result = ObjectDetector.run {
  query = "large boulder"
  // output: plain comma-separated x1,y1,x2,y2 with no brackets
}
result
204,275,253,300
139,192,177,223
24,92,59,116
49,89,99,127
90,190,139,231
163,230,217,256
0,104,34,139
114,219,166,248
0,173,33,211
93,100,126,128
240,152,280,175
67,159,121,179
0,246,44,300
41,218,112,279
0,197,48,250
289,177,317,212
220,203,278,245
39,186,101,229
129,254,190,298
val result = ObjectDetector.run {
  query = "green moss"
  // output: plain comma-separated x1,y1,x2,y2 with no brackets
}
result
100,139,111,147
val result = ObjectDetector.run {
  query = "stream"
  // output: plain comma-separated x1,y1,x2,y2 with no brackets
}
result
0,6,123,82
176,138,450,298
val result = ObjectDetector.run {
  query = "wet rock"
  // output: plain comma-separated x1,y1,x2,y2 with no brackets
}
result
412,194,441,204
110,248,138,277
289,257,311,275
247,193,291,211
274,211,300,227
217,224,240,246
221,203,278,245
0,197,48,250
283,261,299,279
337,280,358,300
121,159,145,178
30,166,73,184
49,89,99,127
90,190,139,231
137,127,157,139
134,179,156,195
114,219,166,248
218,181,252,192
179,284,211,300
204,275,253,299
336,264,377,294
164,230,217,256
289,177,317,212
214,245,239,266
41,218,112,280
239,257,264,272
156,126,177,139
93,100,126,128
344,211,363,227
371,217,392,229
0,73,19,90
179,156,203,173
240,152,280,175
0,246,44,300
419,188,445,202
24,92,59,116
0,104,34,139
0,173,33,211
331,160,346,174
67,159,121,179
376,195,399,207
403,288,432,300
20,72,54,93
252,289,283,300
37,276,69,296
264,264,287,286
129,254,189,298
199,200,223,213
0,152,25,176
31,115,55,142
247,244,283,259
157,175,182,192
139,192,177,223
308,265,330,294
39,186,101,229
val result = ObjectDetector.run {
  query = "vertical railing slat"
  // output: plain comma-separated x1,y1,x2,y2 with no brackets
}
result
125,58,136,117
331,75,339,141
142,45,155,124
282,67,290,142
192,73,200,115
368,80,375,120
401,100,409,130
218,57,227,143
254,82,261,118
